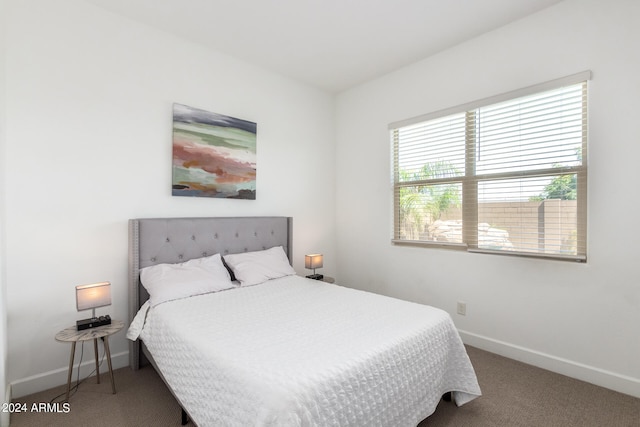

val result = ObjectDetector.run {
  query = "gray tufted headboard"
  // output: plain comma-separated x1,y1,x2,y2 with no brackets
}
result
128,216,293,369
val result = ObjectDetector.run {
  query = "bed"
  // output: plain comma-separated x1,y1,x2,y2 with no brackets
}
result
127,216,481,426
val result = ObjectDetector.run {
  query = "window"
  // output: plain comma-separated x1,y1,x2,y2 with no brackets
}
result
391,71,590,261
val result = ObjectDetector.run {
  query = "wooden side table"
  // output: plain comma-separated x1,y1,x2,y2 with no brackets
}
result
55,320,124,401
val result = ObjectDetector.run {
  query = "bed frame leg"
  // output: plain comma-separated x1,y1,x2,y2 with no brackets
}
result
181,408,188,425
442,392,452,402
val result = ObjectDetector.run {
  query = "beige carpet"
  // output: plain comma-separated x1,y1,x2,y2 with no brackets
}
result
9,360,183,427
422,347,639,427
9,346,640,426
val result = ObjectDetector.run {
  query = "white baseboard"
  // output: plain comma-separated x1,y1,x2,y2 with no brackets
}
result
1,384,10,427
459,329,640,399
10,351,129,399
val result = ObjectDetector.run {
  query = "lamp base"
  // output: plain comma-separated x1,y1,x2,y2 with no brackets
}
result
76,315,111,331
305,274,324,280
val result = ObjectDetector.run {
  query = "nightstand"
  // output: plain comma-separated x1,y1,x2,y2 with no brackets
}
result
305,275,335,284
55,320,124,401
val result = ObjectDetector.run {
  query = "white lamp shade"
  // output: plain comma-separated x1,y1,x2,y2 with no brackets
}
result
76,282,111,312
305,254,323,269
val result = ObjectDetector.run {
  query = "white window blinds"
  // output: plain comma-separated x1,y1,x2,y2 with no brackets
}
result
391,71,590,261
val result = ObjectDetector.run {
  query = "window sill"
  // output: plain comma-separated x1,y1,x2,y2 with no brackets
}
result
391,239,468,250
391,240,587,263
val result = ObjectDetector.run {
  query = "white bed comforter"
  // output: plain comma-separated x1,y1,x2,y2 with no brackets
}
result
128,275,481,426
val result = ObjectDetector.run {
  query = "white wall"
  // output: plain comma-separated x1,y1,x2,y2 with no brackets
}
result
1,0,10,423
5,0,336,396
335,0,640,397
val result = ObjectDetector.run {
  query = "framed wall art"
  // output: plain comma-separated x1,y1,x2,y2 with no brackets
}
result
172,103,257,199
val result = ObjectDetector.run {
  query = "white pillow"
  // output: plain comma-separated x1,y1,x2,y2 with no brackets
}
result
223,246,296,286
140,253,234,307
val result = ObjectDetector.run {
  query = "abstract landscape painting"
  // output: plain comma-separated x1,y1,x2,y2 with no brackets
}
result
172,103,257,199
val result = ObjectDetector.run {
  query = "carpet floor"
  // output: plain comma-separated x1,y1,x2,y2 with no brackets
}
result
9,346,640,426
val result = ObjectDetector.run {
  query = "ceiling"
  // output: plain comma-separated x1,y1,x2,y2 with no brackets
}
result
83,0,564,93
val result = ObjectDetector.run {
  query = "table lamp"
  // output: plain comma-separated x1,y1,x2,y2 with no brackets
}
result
76,281,112,330
305,254,323,280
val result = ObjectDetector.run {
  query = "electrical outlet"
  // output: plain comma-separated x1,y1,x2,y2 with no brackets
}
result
457,301,467,316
